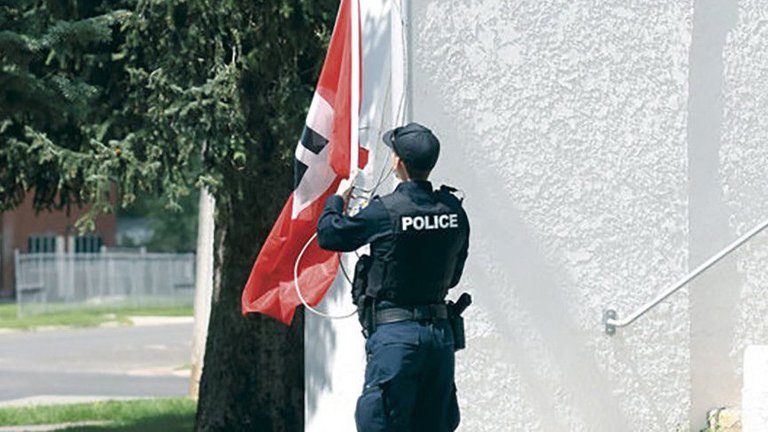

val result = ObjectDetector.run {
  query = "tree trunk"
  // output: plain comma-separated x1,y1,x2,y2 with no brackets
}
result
195,184,304,431
192,2,338,427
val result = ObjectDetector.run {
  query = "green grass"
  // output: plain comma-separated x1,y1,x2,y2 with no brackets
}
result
0,398,196,431
0,303,193,331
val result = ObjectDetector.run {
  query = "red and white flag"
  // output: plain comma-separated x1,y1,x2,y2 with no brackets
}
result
242,0,366,325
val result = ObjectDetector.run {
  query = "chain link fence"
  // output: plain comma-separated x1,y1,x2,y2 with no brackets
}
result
15,249,195,316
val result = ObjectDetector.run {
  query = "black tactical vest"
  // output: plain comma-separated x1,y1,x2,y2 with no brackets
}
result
365,186,468,305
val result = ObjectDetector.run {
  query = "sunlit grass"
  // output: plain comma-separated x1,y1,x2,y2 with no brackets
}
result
0,303,192,330
0,398,196,431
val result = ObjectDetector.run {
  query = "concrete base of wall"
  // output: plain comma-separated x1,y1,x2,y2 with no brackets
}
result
702,346,768,432
742,345,768,432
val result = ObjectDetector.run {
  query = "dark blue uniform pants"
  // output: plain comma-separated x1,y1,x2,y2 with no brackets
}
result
355,319,460,431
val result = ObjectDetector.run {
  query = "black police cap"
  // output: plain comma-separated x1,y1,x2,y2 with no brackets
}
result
382,122,440,171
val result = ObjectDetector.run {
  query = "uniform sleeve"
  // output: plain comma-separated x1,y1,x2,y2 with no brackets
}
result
316,195,390,252
449,209,470,288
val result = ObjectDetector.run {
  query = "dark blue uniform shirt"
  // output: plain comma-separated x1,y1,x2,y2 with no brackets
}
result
317,180,469,290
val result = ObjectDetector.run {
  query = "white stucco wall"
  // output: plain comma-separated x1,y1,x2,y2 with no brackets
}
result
410,1,691,430
306,1,768,431
720,0,768,389
687,0,768,424
408,0,768,431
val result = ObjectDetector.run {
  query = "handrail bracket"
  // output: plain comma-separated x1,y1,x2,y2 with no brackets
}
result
603,309,617,336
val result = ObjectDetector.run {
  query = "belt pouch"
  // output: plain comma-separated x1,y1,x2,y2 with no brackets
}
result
449,314,466,351
352,255,372,306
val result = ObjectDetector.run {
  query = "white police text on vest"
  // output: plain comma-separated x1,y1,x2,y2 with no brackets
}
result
401,214,459,232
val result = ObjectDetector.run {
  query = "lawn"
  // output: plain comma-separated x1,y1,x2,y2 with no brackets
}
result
0,302,193,330
0,398,196,431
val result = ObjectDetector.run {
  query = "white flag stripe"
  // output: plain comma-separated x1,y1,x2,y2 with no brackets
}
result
292,144,337,219
306,93,335,141
295,140,322,166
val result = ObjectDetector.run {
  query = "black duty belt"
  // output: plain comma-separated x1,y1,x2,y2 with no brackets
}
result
375,304,448,325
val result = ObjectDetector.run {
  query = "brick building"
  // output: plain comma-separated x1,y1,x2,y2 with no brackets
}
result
0,196,116,299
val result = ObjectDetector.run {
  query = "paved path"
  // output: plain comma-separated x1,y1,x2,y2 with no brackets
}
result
0,321,193,406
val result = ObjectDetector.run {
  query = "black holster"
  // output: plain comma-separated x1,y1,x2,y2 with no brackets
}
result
447,293,472,351
352,255,374,337
357,297,375,338
351,254,371,306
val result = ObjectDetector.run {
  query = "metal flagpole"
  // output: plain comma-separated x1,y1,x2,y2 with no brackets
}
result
350,0,360,180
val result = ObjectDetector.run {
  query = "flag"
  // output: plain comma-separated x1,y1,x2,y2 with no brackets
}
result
242,0,366,325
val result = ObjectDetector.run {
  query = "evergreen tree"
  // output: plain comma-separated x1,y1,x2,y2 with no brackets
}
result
121,2,337,429
1,0,338,429
0,0,131,217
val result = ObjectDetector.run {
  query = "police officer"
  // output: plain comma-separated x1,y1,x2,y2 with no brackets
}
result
317,122,470,431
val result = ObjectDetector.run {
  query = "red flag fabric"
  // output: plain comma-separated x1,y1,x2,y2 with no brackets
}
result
241,0,365,325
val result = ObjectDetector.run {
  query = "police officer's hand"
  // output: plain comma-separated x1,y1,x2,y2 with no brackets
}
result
337,178,354,212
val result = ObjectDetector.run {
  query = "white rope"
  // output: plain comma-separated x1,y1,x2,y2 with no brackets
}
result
294,232,358,319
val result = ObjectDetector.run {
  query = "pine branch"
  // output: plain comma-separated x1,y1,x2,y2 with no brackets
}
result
42,10,131,52
0,30,42,60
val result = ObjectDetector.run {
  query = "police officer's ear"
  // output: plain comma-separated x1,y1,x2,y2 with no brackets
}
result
392,153,409,181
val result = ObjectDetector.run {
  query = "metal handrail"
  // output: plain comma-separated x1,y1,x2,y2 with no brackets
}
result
604,218,768,335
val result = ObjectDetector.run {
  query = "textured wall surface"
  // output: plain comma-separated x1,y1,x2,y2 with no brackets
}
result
408,0,768,430
410,1,693,430
712,0,768,424
721,0,768,370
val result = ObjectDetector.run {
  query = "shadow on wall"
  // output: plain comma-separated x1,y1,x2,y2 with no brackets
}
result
687,0,740,426
305,271,340,417
429,109,637,429
465,167,634,431
304,6,393,419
